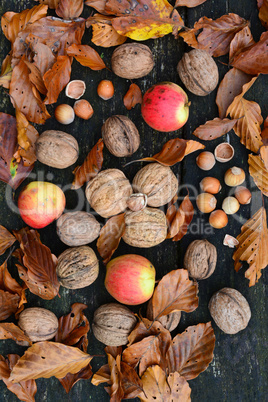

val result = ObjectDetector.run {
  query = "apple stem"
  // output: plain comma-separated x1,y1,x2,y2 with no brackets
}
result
185,101,191,107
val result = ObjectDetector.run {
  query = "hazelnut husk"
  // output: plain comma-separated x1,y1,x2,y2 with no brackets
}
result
85,169,133,218
146,300,181,332
56,211,101,246
102,115,140,157
92,303,137,346
56,246,99,289
177,49,219,96
132,163,178,207
209,288,251,334
184,240,217,280
18,308,58,342
123,207,167,248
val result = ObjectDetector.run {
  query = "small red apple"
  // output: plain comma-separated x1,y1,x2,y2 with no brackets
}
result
141,82,190,132
18,181,66,229
105,254,156,305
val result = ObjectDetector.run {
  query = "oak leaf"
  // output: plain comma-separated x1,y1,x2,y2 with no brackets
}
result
56,0,84,19
0,53,13,89
97,213,126,264
72,138,104,189
34,0,60,8
124,84,143,110
44,55,72,104
166,194,194,241
229,26,255,64
233,207,268,286
0,225,16,256
192,118,238,141
67,44,106,70
248,154,268,196
87,15,127,47
0,323,31,347
175,0,207,6
258,0,268,29
167,322,215,380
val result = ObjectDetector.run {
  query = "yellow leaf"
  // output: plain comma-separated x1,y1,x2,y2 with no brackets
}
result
248,154,268,197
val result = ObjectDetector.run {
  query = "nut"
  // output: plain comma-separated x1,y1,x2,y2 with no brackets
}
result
146,300,181,331
184,239,217,280
74,99,94,120
123,207,167,248
177,49,219,96
111,43,154,79
102,115,140,157
196,192,217,213
85,169,133,218
209,210,228,229
55,104,75,124
65,80,86,99
18,307,58,342
97,80,114,100
234,186,252,205
208,288,251,334
36,130,79,169
56,211,101,246
56,246,99,289
132,163,178,207
224,166,245,187
200,177,221,194
126,193,147,212
196,151,216,171
92,303,137,346
222,196,240,215
214,143,234,163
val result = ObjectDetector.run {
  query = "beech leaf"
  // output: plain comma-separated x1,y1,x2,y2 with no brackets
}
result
30,39,56,77
124,84,143,110
0,323,31,347
44,55,72,105
166,194,194,241
248,154,268,197
0,290,20,321
14,108,38,167
192,118,238,141
34,0,60,8
85,0,107,14
87,15,127,47
58,364,93,394
258,0,268,29
233,207,268,286
229,26,255,64
175,0,207,7
56,0,84,19
97,213,126,264
0,53,13,89
67,44,106,70
260,145,268,170
0,225,16,256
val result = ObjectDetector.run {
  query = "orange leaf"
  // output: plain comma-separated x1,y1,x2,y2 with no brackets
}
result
248,154,268,197
175,0,207,6
24,60,47,96
29,38,56,77
67,44,106,70
13,110,39,167
0,290,20,321
167,322,215,380
97,213,125,264
260,145,268,170
85,0,107,13
192,118,238,140
56,0,84,19
124,83,142,110
233,207,268,286
229,26,255,64
72,139,104,189
0,53,13,89
87,15,127,47
0,225,15,256
166,194,194,241
44,55,72,105
258,0,268,29
0,323,31,347
34,0,60,8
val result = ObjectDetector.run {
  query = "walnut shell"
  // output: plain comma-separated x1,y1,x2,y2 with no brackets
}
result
36,130,79,168
56,246,99,289
123,207,167,248
184,240,217,280
146,300,181,332
102,115,140,157
92,303,137,346
209,288,251,334
56,211,101,246
18,308,58,342
132,163,178,207
85,169,133,218
111,43,154,79
177,49,219,96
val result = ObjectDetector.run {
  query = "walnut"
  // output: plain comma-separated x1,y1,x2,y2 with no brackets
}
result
132,163,178,207
184,240,217,280
85,169,133,218
92,303,137,346
123,207,167,248
177,49,219,96
146,300,181,332
102,115,140,157
56,211,100,246
18,308,58,342
56,246,99,289
209,288,251,334
36,130,79,168
111,43,154,79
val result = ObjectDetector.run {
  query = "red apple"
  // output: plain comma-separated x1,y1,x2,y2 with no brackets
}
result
18,181,66,229
105,254,156,305
141,82,190,132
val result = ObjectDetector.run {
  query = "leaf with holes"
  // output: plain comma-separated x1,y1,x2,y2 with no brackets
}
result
0,323,31,347
87,14,127,47
67,44,106,70
166,194,194,241
124,83,143,110
44,55,72,104
97,213,125,264
249,154,268,197
192,118,238,141
56,0,84,19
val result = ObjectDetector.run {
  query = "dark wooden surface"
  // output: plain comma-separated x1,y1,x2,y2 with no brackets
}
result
0,0,267,401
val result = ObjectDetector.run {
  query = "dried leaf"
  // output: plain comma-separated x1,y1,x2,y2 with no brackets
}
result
34,0,60,8
229,26,255,64
0,354,37,402
87,15,127,47
14,109,39,167
72,139,104,189
0,323,31,347
216,68,253,119
56,0,84,19
10,342,93,382
248,154,268,196
258,0,268,29
0,226,16,256
175,0,206,6
30,40,56,77
127,317,168,346
262,117,268,145
58,364,93,394
166,194,194,241
124,84,143,110
43,55,72,105
260,145,268,170
0,290,20,321
192,118,238,140
66,44,106,70
97,213,126,264
0,53,13,89
233,207,268,286
167,322,215,380
85,0,107,14
151,269,198,321
1,12,16,41
120,361,144,399
226,76,263,153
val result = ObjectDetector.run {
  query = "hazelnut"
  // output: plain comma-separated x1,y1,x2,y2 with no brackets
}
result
196,152,216,171
209,210,228,229
200,177,221,194
234,186,251,205
196,193,217,213
18,308,58,342
74,99,94,120
65,80,86,99
184,239,217,280
55,104,75,124
222,196,240,215
224,167,245,187
97,80,114,100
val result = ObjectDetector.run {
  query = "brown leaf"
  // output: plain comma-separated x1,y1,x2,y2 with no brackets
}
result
56,0,84,19
248,154,268,196
120,361,144,399
260,145,268,170
0,323,31,347
229,26,255,64
0,53,13,89
262,117,268,145
10,342,93,382
14,227,60,300
67,44,106,70
166,195,194,241
231,31,268,75
0,225,16,256
30,39,56,77
24,60,47,96
175,0,207,6
1,12,16,41
72,138,104,189
97,213,126,264
216,68,253,119
167,322,215,380
0,290,20,321
139,366,191,402
124,84,143,110
127,317,168,346
34,0,60,8
85,0,107,13
151,269,198,321
226,76,263,153
87,15,127,47
0,354,37,402
233,207,268,286
258,0,268,29
44,55,72,105
58,364,93,394
14,109,39,167
192,118,238,140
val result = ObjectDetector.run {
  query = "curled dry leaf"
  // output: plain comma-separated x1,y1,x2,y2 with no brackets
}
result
233,207,268,286
72,138,104,189
0,323,31,347
34,0,60,8
0,225,15,256
166,195,194,241
0,53,12,89
258,0,268,29
87,15,127,47
229,26,255,64
248,154,268,196
124,84,143,111
44,55,72,105
167,322,215,380
175,0,207,7
97,213,126,264
192,118,238,141
67,44,106,70
127,317,170,346
56,0,84,19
